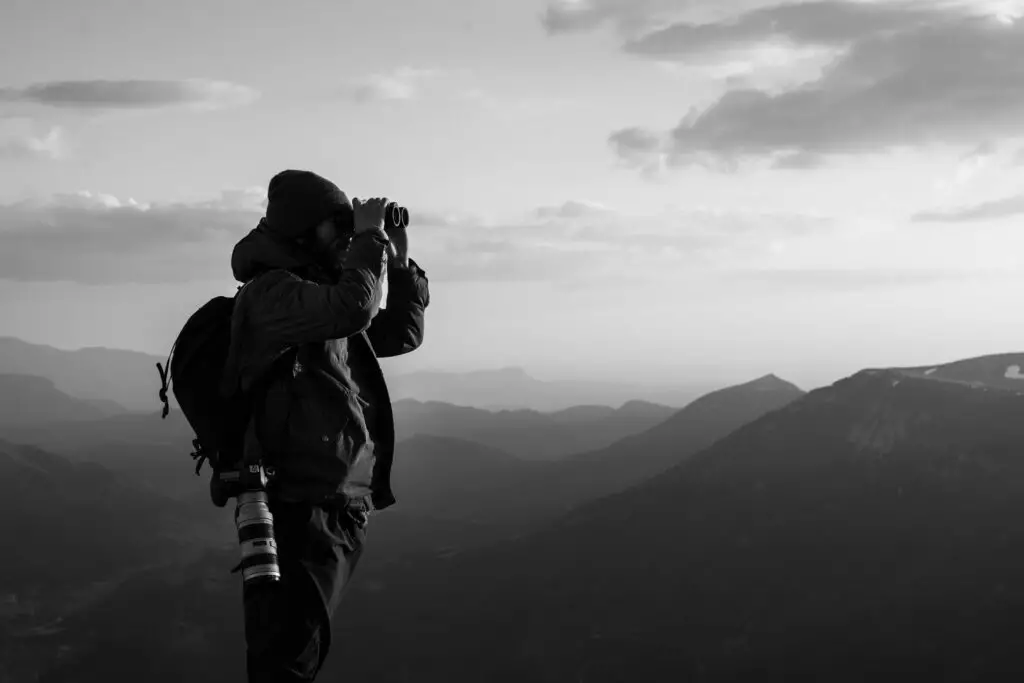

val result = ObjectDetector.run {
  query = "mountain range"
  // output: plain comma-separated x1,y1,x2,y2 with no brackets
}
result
0,336,717,412
386,366,716,410
5,351,1024,681
0,361,803,682
391,398,678,459
359,373,804,561
0,337,160,413
0,374,691,505
0,370,802,553
327,353,1024,682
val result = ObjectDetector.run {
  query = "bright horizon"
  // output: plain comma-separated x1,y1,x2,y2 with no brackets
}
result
2,0,1023,391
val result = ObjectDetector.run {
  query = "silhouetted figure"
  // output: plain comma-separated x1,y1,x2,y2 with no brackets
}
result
222,170,430,682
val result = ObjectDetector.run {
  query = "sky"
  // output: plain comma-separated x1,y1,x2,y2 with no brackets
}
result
1,0,1024,390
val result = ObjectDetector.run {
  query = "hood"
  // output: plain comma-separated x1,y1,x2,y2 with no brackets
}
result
231,219,323,283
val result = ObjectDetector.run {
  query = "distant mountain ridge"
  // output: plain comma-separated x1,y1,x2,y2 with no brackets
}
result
0,388,676,498
535,372,805,513
0,374,109,426
385,366,715,409
881,352,1024,391
0,337,163,412
374,373,806,547
393,398,678,459
0,367,805,570
0,336,717,412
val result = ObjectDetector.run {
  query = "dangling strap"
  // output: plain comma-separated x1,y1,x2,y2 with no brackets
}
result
156,342,175,419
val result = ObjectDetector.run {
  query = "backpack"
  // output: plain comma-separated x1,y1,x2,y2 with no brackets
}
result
157,293,252,478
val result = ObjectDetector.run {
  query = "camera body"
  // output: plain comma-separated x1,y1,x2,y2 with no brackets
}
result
210,459,273,508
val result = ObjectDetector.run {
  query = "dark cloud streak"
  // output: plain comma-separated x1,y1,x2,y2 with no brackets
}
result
0,79,259,110
0,194,260,285
540,0,784,36
0,190,831,286
540,0,679,35
912,195,1024,223
622,1,940,57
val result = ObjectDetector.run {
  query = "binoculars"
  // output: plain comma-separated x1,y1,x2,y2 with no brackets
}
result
336,201,407,236
386,202,410,230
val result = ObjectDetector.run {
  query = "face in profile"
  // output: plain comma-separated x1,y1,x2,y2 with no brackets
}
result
308,206,355,272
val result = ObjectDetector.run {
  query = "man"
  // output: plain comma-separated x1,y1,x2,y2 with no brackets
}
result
222,169,430,682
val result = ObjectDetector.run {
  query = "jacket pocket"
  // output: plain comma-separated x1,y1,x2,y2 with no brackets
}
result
282,370,370,485
307,501,366,559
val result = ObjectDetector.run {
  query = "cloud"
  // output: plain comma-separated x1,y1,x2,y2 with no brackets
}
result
621,2,939,57
911,194,1024,223
608,127,663,159
413,200,833,283
0,190,265,285
583,1,1024,168
771,151,827,170
929,139,1024,189
542,0,1024,35
341,67,442,103
459,89,577,117
0,189,830,286
608,127,676,177
541,0,665,34
541,0,778,36
0,79,259,110
725,266,998,290
0,117,65,160
533,200,612,219
948,142,999,185
654,42,842,95
189,187,268,212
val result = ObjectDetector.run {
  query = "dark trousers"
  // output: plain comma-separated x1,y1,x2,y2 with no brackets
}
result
242,497,368,683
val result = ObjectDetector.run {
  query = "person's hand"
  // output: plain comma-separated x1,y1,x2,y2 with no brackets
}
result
352,197,389,236
385,223,409,268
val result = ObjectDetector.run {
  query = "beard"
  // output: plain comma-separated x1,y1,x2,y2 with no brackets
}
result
311,236,352,276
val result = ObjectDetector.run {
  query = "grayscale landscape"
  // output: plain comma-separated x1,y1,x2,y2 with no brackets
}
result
2,0,1024,681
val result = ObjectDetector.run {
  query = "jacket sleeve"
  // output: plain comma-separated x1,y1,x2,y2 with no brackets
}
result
366,258,430,358
248,232,390,347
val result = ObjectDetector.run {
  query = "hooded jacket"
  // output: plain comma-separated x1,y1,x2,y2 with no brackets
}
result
224,219,429,510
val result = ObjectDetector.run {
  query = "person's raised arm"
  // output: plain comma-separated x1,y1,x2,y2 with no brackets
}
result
366,218,429,357
246,197,394,347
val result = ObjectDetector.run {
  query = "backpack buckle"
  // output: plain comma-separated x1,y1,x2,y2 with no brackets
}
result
190,438,211,475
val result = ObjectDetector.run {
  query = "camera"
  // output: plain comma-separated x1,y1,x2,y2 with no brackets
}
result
227,462,282,586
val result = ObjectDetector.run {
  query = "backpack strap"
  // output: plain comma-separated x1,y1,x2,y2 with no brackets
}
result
245,345,298,472
219,285,250,400
226,278,298,473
